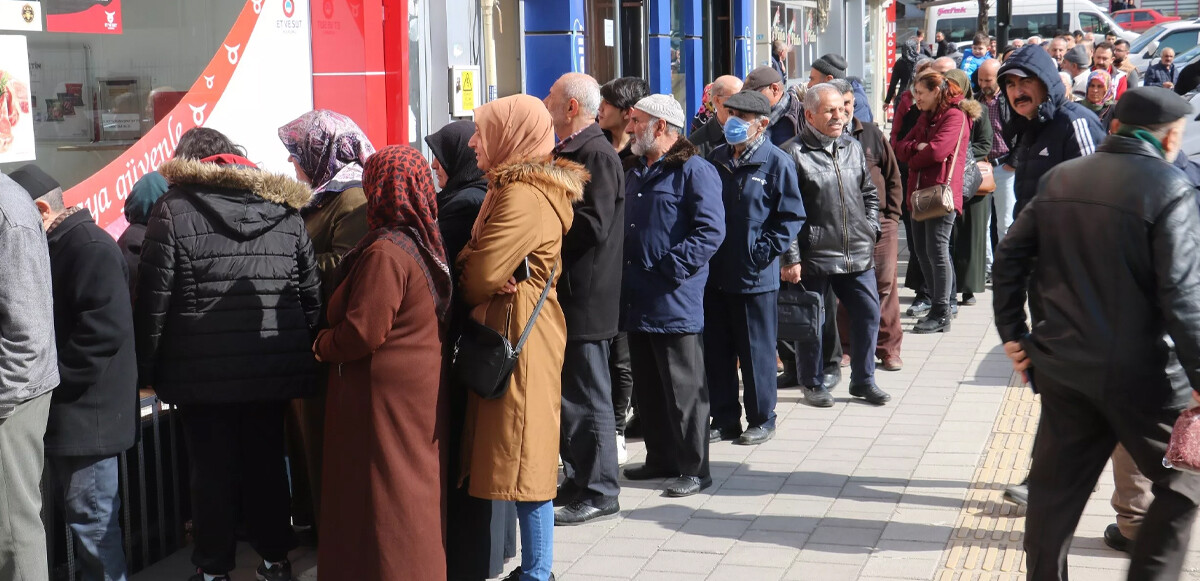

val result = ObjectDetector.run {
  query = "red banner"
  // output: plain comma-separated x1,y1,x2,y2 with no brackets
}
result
45,0,122,35
886,0,897,118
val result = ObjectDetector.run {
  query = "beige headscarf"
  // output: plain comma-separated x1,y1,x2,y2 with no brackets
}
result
473,94,554,171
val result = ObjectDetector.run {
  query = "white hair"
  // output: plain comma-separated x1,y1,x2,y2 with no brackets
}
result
804,83,843,112
646,115,683,136
557,73,602,117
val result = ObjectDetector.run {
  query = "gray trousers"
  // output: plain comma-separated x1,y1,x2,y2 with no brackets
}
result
0,391,53,581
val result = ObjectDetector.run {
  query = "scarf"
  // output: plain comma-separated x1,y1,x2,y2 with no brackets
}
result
278,110,376,213
473,95,554,173
424,120,487,200
1087,69,1116,105
342,145,452,321
1117,126,1166,156
801,118,838,150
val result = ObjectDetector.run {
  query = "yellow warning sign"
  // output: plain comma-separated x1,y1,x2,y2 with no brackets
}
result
461,70,476,112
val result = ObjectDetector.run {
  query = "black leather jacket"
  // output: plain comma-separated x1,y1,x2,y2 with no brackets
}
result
782,129,880,276
993,135,1200,407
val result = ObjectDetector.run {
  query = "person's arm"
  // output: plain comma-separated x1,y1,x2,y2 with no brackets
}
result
134,201,177,387
885,62,904,105
561,150,616,270
295,223,323,333
656,161,726,285
892,117,925,163
54,241,133,401
314,246,405,363
1062,111,1103,160
1152,190,1200,393
992,194,1041,343
905,109,967,169
856,146,882,236
458,186,542,306
753,160,806,268
0,222,55,417
315,196,368,288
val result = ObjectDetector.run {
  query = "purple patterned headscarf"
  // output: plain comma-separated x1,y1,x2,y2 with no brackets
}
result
278,110,376,202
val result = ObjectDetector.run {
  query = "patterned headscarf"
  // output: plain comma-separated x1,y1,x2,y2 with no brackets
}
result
1087,69,1115,105
344,145,452,320
278,110,375,205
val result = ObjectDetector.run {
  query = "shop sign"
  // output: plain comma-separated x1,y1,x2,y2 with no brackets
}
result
0,1,42,31
44,0,121,34
0,34,35,163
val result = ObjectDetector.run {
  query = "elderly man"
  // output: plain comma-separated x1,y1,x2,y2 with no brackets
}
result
781,83,888,408
1048,36,1068,67
1011,38,1026,49
771,39,790,84
544,73,626,525
598,77,650,162
692,75,744,157
706,90,805,445
1062,46,1091,98
745,66,803,146
620,95,725,498
994,86,1200,581
1146,48,1181,89
932,56,957,74
0,169,59,579
1093,42,1130,99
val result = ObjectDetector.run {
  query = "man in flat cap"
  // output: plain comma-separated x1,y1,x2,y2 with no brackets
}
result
705,90,806,446
993,86,1200,580
745,66,804,146
1061,45,1092,98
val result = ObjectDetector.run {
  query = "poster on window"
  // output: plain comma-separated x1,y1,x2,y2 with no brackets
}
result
44,0,120,35
0,36,36,163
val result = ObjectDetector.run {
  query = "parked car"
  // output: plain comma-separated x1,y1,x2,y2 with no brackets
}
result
1128,19,1200,75
1113,8,1181,33
927,0,1138,45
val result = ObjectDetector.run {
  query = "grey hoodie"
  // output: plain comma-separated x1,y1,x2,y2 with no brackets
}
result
0,174,58,418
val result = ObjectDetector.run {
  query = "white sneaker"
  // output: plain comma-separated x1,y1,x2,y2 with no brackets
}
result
616,434,628,465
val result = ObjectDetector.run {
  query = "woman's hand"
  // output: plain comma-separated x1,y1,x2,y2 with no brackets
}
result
312,339,323,363
917,142,929,151
498,277,518,295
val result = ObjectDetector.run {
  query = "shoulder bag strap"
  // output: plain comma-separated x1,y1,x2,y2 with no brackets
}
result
944,116,966,185
512,260,559,355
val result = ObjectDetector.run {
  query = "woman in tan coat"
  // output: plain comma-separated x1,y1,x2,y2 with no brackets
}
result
458,95,587,581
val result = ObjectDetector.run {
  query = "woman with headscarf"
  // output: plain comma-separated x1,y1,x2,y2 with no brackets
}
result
117,171,168,301
1083,69,1118,133
313,145,451,581
690,83,715,133
426,121,518,580
458,94,587,581
944,69,992,307
276,110,374,534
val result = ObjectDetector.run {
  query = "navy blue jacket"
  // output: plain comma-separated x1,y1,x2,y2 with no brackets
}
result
1145,62,1180,88
998,45,1105,217
707,139,806,294
622,138,726,334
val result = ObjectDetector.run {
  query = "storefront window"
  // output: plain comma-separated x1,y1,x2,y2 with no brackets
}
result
670,0,686,112
586,0,619,83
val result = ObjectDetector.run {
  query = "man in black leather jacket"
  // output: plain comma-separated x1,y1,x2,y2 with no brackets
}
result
780,83,889,409
993,87,1200,581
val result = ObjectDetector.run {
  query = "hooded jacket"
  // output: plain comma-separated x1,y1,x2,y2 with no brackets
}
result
997,45,1105,216
135,157,322,404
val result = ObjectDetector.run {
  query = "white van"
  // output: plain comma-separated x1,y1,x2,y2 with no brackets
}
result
925,0,1138,46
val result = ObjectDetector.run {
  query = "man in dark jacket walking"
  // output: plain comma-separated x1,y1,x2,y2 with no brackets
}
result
12,164,136,581
781,83,890,409
706,91,806,446
620,94,725,498
993,87,1200,581
746,66,804,146
544,73,626,525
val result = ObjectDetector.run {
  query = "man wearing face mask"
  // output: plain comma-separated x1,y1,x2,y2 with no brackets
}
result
705,90,806,445
993,86,1200,581
691,75,745,158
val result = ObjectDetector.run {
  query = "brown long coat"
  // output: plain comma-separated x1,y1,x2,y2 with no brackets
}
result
458,158,587,502
314,240,448,580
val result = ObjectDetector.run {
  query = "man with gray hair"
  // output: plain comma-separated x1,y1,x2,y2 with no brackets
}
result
543,73,626,524
621,94,725,497
691,75,744,157
781,83,888,408
0,169,59,579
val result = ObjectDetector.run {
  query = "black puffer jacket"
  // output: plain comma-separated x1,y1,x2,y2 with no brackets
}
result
135,157,322,404
781,128,881,276
994,135,1200,407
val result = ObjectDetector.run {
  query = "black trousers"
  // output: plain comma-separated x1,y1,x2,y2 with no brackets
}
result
1025,371,1200,581
560,339,621,502
706,289,780,430
610,332,634,435
179,402,296,574
628,332,710,479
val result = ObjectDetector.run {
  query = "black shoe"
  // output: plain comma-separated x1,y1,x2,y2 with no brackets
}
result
256,559,292,581
708,424,743,443
623,464,676,481
961,293,977,305
735,425,775,445
1003,480,1028,506
777,372,799,389
907,296,932,316
624,413,642,439
189,572,231,581
803,385,835,407
913,313,952,334
502,568,557,581
822,366,842,391
554,481,580,507
849,382,891,405
554,498,620,526
665,475,712,497
1104,523,1133,554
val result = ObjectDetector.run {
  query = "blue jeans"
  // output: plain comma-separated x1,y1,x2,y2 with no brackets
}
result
46,455,128,581
796,270,881,387
516,501,553,581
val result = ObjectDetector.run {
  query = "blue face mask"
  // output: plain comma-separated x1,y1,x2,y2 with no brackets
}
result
724,116,752,145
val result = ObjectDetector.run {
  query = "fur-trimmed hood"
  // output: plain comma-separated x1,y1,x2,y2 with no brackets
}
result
158,157,312,240
958,98,983,122
488,156,589,234
621,137,701,172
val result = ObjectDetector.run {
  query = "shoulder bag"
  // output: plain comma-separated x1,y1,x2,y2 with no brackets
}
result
910,119,966,222
453,261,558,400
975,161,996,195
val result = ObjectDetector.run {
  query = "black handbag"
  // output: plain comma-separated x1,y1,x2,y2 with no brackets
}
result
777,282,823,345
452,261,558,400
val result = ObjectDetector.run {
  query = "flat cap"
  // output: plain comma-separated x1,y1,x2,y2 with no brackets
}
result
633,94,687,129
813,53,848,79
744,66,783,92
723,90,772,116
1115,86,1193,126
9,164,61,200
1064,45,1090,67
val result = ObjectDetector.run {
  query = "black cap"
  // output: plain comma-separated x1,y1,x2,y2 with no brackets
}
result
812,53,848,79
9,164,61,200
723,90,772,116
744,66,783,92
1115,86,1193,126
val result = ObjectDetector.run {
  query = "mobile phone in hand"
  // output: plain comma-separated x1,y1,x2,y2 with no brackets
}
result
513,257,532,283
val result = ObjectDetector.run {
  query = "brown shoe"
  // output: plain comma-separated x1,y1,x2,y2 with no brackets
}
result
880,356,903,371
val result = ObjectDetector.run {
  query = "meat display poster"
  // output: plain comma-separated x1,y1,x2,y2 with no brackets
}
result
0,35,36,163
44,0,121,34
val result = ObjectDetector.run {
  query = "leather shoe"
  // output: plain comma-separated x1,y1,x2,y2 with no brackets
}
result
880,356,903,371
1103,523,1132,554
777,372,799,389
803,385,834,407
822,366,842,390
708,425,743,443
735,425,775,445
623,464,676,481
554,498,620,526
664,475,712,498
1003,479,1028,506
849,382,891,405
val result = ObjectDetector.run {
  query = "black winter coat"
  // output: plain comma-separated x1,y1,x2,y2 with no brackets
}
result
117,222,145,301
994,135,1200,407
136,158,322,404
692,117,727,159
556,123,624,341
45,209,138,457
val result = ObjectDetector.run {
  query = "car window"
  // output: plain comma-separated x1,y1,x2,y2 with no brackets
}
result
1158,30,1200,56
1079,12,1108,34
1132,24,1169,52
1136,11,1155,21
936,16,998,42
1010,14,1057,39
1114,12,1131,24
